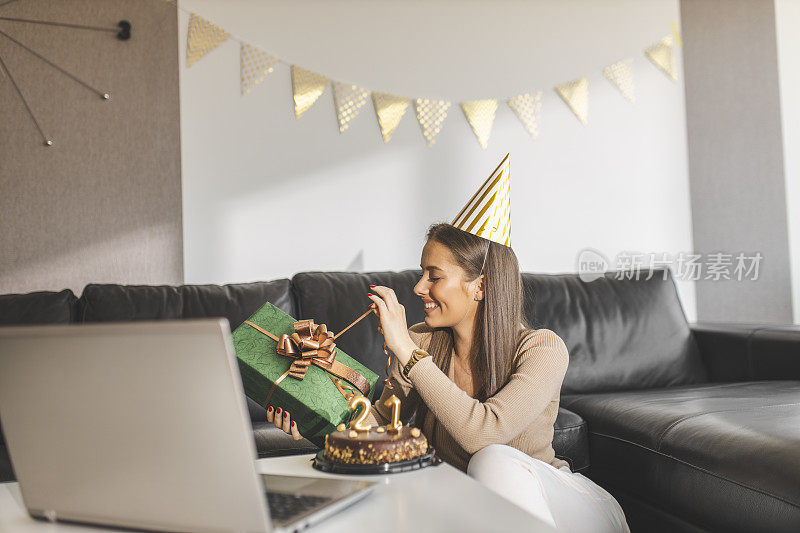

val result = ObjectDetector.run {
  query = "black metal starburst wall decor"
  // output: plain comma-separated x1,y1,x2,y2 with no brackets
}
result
0,0,131,146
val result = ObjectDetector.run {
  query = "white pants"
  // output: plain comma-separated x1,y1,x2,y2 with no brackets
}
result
467,444,630,532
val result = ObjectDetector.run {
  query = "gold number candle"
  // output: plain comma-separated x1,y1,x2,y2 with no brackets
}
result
348,395,373,432
384,394,403,433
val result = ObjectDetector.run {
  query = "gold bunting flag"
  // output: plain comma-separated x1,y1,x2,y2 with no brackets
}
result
555,77,588,125
452,153,511,247
241,44,279,95
645,35,677,81
415,98,451,147
332,82,370,133
603,58,635,102
186,14,230,68
461,99,498,150
371,92,410,143
291,66,329,118
507,92,542,140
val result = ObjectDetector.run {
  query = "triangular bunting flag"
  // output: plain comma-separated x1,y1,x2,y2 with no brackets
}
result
291,66,329,118
240,44,279,95
371,92,410,143
332,82,370,133
645,35,677,81
461,99,498,150
186,14,230,68
507,92,542,140
554,77,588,125
603,58,635,102
415,99,451,147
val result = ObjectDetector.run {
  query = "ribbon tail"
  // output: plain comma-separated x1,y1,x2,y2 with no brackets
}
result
314,358,371,397
263,368,291,409
328,374,357,401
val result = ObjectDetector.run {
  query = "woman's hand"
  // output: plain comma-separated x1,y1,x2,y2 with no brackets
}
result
266,405,303,440
368,285,418,366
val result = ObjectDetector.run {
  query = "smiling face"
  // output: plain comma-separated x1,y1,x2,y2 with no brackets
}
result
413,240,483,329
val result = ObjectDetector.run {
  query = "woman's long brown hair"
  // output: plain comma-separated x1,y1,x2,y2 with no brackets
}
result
414,223,532,425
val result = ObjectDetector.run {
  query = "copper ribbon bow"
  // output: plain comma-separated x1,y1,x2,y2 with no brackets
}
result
245,307,382,408
276,319,338,379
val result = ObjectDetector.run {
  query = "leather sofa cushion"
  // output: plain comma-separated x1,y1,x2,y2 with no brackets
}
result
0,289,76,325
292,270,425,399
252,421,318,457
523,268,707,394
561,381,800,531
78,280,295,328
80,284,183,321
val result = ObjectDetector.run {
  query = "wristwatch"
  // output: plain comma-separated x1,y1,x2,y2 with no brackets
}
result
403,348,430,378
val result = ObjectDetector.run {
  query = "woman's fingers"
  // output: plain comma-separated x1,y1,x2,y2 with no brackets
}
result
290,420,302,440
370,286,405,322
370,285,399,307
281,409,291,433
267,405,300,438
367,293,389,316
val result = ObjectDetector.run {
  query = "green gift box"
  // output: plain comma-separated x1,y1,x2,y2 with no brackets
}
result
232,300,378,447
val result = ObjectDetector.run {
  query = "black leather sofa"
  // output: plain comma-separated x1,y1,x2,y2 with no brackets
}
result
0,268,797,532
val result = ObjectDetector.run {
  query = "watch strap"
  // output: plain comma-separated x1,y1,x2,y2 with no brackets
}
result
403,348,430,378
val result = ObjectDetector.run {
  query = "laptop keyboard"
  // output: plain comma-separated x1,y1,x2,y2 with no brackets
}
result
266,491,333,523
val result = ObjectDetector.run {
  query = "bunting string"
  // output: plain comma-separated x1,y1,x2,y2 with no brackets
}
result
170,1,681,146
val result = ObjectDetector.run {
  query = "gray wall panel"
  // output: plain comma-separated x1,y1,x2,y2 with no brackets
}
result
681,0,792,323
0,0,182,295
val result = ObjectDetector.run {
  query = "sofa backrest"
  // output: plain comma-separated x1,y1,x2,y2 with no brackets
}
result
0,267,708,399
78,280,295,329
522,268,707,394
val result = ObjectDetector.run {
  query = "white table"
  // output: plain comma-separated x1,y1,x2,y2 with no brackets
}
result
0,454,556,532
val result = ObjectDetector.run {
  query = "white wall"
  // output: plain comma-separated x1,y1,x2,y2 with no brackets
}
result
776,0,800,323
179,0,697,321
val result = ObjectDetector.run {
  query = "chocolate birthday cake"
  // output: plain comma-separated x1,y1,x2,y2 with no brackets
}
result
323,424,428,465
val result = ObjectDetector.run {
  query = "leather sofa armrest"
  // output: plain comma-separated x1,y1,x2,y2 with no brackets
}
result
552,407,589,473
690,322,800,382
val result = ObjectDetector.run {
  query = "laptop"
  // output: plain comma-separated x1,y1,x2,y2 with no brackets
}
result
0,319,375,533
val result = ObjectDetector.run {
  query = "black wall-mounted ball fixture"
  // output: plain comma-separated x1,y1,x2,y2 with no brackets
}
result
117,20,131,40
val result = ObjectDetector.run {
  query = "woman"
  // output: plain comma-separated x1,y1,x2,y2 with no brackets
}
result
269,222,630,532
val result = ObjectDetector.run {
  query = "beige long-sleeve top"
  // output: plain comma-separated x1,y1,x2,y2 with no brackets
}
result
365,322,571,472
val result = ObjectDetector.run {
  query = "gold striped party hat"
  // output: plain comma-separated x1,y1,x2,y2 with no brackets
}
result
451,153,511,247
